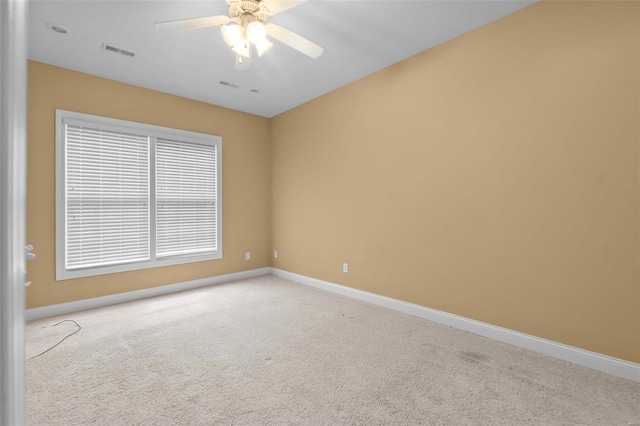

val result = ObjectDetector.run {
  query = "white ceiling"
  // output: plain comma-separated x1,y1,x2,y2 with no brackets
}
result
28,0,535,118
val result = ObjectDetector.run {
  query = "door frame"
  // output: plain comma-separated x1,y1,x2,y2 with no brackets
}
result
0,0,28,424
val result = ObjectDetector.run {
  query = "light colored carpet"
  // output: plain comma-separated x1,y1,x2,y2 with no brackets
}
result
26,274,640,425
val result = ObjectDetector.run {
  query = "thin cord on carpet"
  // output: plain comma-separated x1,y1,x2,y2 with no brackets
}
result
28,319,81,360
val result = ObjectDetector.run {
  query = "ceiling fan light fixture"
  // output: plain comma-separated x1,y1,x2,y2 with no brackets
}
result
221,24,243,47
246,21,267,45
255,39,273,57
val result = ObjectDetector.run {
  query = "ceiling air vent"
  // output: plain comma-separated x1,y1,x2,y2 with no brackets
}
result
102,43,135,58
219,81,239,89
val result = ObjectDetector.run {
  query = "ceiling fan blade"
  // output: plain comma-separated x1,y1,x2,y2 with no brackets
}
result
235,53,252,71
264,0,308,16
155,15,230,32
266,23,323,59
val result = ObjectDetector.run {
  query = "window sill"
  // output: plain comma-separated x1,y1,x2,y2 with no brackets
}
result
55,251,222,281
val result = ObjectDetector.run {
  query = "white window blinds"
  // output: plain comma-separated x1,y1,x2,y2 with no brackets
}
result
65,125,150,269
57,110,222,280
156,137,218,257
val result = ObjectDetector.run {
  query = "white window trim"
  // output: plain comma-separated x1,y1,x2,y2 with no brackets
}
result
55,110,223,281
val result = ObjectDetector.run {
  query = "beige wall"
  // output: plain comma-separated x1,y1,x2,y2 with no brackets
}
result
270,1,640,363
27,61,271,308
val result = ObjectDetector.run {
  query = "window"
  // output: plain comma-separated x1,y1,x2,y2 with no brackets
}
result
56,110,222,280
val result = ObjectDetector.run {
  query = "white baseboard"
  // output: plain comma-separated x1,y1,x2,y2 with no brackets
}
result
26,266,639,383
26,267,272,321
271,268,640,383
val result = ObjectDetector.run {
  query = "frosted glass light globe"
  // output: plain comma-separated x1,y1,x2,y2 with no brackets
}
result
221,24,243,47
246,21,267,45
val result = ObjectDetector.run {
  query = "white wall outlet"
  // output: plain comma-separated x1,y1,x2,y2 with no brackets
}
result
274,250,278,258
343,263,349,273
245,252,251,260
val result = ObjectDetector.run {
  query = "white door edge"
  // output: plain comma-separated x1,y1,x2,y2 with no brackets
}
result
0,0,29,424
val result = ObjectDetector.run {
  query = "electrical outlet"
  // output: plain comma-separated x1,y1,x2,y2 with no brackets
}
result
245,252,251,260
343,263,349,273
274,250,278,258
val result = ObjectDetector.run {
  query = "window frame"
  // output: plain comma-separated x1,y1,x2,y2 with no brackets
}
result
55,110,222,281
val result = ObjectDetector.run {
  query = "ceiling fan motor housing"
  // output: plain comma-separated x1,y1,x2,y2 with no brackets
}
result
228,0,270,22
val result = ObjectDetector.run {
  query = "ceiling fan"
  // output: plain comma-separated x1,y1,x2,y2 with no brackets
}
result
155,0,324,70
